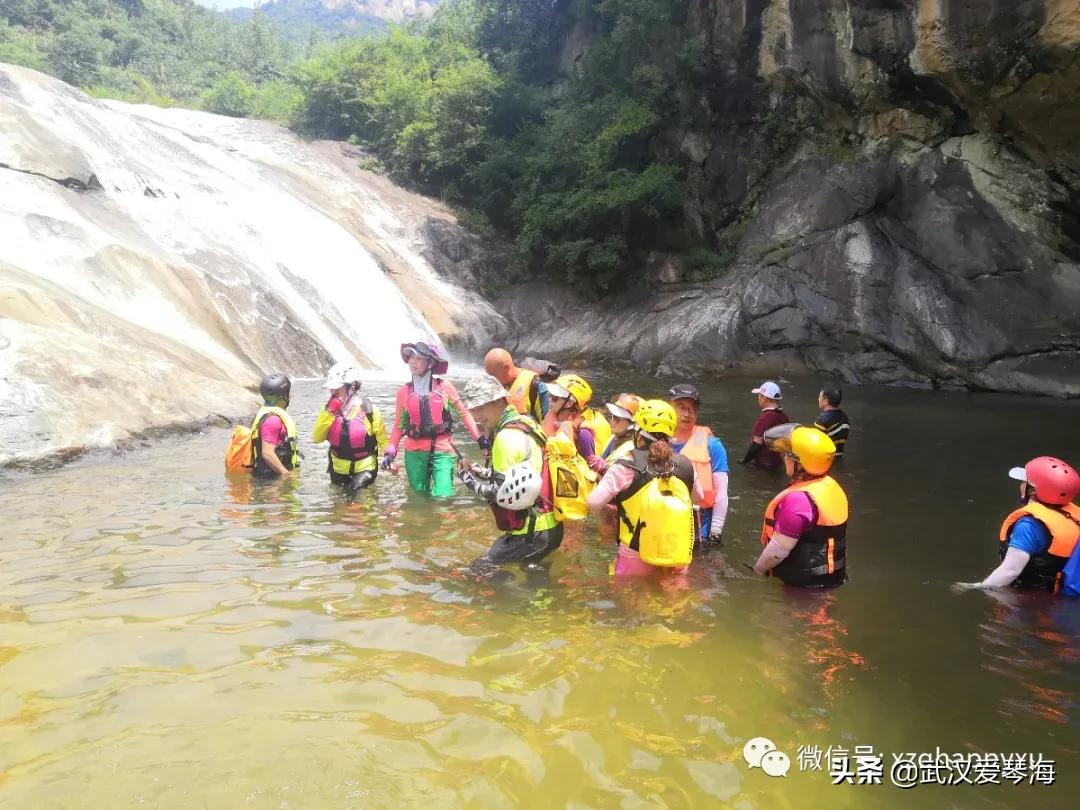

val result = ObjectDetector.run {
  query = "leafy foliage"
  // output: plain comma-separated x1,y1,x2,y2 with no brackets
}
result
2,0,720,292
295,0,701,292
0,0,296,114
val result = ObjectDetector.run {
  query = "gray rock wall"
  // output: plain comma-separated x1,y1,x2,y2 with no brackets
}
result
497,0,1080,395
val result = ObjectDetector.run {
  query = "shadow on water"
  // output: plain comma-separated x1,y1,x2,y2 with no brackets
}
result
0,374,1078,807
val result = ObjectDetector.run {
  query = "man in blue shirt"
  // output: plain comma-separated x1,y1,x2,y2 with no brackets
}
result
669,383,730,546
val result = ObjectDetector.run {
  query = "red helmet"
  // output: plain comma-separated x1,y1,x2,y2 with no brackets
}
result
1010,456,1080,505
400,341,448,375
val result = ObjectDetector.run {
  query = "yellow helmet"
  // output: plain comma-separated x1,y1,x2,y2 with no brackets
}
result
549,373,592,409
634,399,677,439
764,423,835,475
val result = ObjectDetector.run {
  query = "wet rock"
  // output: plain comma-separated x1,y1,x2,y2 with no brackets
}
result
0,63,498,465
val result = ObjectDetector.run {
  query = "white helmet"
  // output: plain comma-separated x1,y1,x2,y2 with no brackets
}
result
324,362,362,390
495,462,543,511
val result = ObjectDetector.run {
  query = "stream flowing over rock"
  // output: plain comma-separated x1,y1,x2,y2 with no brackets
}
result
0,64,499,466
496,0,1080,396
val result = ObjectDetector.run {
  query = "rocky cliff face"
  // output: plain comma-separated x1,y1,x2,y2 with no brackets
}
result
499,0,1080,396
0,64,499,466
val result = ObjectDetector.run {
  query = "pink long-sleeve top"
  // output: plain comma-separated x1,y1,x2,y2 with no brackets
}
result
387,378,481,454
588,461,705,512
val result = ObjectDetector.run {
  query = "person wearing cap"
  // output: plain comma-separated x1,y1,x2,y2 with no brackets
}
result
545,374,603,458
383,341,487,497
483,348,551,423
668,383,729,547
813,387,850,458
740,381,789,470
957,457,1080,593
586,393,643,475
752,424,848,587
311,362,388,492
456,374,563,570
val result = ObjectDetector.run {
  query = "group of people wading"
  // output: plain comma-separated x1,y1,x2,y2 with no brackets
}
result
228,342,1080,595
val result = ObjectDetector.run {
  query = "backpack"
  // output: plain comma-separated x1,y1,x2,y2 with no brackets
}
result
629,474,695,567
225,425,254,471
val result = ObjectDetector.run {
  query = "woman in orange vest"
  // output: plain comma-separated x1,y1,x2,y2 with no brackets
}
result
957,457,1080,593
668,383,729,547
752,424,848,588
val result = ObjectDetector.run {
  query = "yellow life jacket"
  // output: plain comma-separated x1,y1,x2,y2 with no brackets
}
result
251,405,299,472
679,425,715,508
603,435,636,463
615,450,696,567
546,424,590,521
999,501,1080,592
581,407,612,460
507,369,544,422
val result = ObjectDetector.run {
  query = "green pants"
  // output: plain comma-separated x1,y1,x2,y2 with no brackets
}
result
404,450,456,497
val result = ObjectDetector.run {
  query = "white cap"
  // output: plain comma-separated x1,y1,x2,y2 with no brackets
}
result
605,402,633,420
547,382,571,400
1008,466,1028,482
752,381,783,400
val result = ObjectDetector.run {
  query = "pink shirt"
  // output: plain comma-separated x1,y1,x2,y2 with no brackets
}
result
387,378,481,453
772,490,816,538
588,460,705,511
259,414,288,446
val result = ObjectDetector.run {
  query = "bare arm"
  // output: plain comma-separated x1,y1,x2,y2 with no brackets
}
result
260,442,289,477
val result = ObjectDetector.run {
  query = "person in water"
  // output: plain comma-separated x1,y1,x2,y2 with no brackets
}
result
586,393,642,476
545,373,602,457
588,399,702,576
251,373,299,478
668,384,729,546
456,373,564,569
382,342,486,497
311,362,387,493
814,386,850,458
740,381,788,470
483,348,551,423
752,424,848,587
959,457,1080,593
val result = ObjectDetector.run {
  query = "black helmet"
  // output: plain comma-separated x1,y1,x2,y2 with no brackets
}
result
260,373,291,402
668,383,700,404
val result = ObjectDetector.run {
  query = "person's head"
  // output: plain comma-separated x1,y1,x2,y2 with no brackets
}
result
752,381,783,409
765,423,835,480
1009,457,1080,506
401,342,448,377
605,393,642,438
548,373,592,418
483,347,516,386
260,372,291,408
668,383,700,430
324,362,361,400
460,374,510,433
819,386,842,410
634,399,678,468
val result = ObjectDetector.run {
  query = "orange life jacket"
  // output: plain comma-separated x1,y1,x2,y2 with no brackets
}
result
761,475,849,587
506,369,543,422
679,425,715,508
998,501,1080,592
